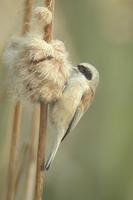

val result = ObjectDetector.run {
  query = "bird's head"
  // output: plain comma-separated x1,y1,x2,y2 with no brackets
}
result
77,63,99,92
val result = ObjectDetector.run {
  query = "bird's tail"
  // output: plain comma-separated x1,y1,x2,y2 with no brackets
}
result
45,140,61,170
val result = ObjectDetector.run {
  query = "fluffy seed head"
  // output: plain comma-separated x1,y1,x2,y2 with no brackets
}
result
34,7,52,25
5,38,71,103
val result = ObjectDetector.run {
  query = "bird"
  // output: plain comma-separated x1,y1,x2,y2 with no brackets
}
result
45,63,99,170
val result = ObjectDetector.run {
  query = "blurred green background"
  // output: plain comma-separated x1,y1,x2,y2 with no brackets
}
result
0,0,133,200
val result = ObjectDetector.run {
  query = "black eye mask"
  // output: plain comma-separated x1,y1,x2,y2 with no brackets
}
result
77,65,92,80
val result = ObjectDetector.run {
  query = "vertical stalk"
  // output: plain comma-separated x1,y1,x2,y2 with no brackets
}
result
34,104,48,200
6,101,22,200
6,1,33,200
25,105,40,200
34,1,55,200
22,0,33,35
44,0,55,42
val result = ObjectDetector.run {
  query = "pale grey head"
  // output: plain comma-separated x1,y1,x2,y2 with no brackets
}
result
77,63,99,92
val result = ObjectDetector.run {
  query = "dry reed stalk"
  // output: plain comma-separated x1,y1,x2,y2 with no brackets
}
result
6,101,22,200
6,1,33,200
34,1,55,200
22,0,33,35
14,106,40,200
25,105,40,200
34,104,48,200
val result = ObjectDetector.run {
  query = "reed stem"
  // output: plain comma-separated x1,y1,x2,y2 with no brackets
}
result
34,1,55,200
6,1,33,199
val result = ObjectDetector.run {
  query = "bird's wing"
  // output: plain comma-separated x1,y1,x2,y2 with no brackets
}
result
61,88,94,142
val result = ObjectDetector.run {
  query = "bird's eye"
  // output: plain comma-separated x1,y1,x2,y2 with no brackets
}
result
77,65,92,80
